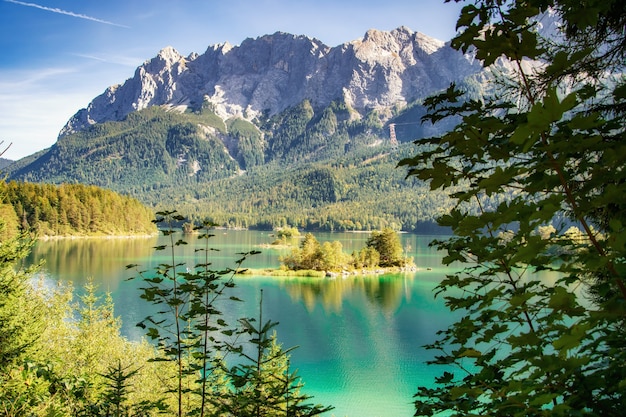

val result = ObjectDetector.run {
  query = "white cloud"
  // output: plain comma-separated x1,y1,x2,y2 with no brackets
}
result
0,65,127,160
0,91,85,160
4,0,130,28
71,52,145,68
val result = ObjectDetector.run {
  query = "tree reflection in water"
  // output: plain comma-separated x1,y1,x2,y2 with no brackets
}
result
279,273,416,313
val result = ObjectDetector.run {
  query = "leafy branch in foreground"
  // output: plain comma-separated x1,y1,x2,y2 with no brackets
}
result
127,210,257,417
127,210,331,417
400,0,626,415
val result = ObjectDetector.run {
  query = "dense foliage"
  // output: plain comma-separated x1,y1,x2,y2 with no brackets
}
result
0,181,165,414
400,0,626,415
0,227,41,373
1,181,156,237
366,228,406,267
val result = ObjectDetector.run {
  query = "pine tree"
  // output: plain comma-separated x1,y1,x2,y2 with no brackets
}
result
218,291,333,417
0,204,42,371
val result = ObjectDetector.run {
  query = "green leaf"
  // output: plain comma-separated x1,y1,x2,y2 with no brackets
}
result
449,386,482,400
552,322,590,354
548,287,577,312
509,292,533,307
435,371,455,384
529,393,558,407
458,348,482,358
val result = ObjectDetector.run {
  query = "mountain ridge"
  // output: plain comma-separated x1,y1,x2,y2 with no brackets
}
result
59,26,481,138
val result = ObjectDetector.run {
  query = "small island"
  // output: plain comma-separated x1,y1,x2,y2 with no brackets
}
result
242,227,416,278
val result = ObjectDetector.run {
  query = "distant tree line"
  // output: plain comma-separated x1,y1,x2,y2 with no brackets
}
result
159,149,462,233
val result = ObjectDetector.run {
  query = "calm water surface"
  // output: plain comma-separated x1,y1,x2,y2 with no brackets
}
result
27,231,459,417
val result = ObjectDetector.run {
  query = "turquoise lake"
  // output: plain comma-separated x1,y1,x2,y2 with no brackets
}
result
27,230,460,417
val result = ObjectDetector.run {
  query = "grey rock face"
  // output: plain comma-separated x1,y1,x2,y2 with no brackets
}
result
59,26,482,137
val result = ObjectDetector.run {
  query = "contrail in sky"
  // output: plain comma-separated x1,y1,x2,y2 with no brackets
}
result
4,0,129,28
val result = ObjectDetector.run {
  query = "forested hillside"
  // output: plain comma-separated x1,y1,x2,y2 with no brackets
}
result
7,97,472,232
0,181,156,238
162,146,458,231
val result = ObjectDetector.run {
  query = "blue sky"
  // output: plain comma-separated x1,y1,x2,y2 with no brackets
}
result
0,0,463,160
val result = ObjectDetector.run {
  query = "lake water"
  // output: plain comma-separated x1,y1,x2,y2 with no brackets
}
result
27,230,460,417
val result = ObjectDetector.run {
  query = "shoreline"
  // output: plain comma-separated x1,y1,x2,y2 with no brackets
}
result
237,264,418,279
36,232,158,241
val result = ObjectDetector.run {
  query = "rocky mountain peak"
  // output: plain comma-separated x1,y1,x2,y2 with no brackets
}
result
59,27,481,137
206,41,233,55
155,46,184,66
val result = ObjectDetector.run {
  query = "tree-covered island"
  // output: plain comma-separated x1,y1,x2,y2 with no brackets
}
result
243,227,416,278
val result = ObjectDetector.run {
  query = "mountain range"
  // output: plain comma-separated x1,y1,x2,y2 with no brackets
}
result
7,26,490,231
59,26,481,137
